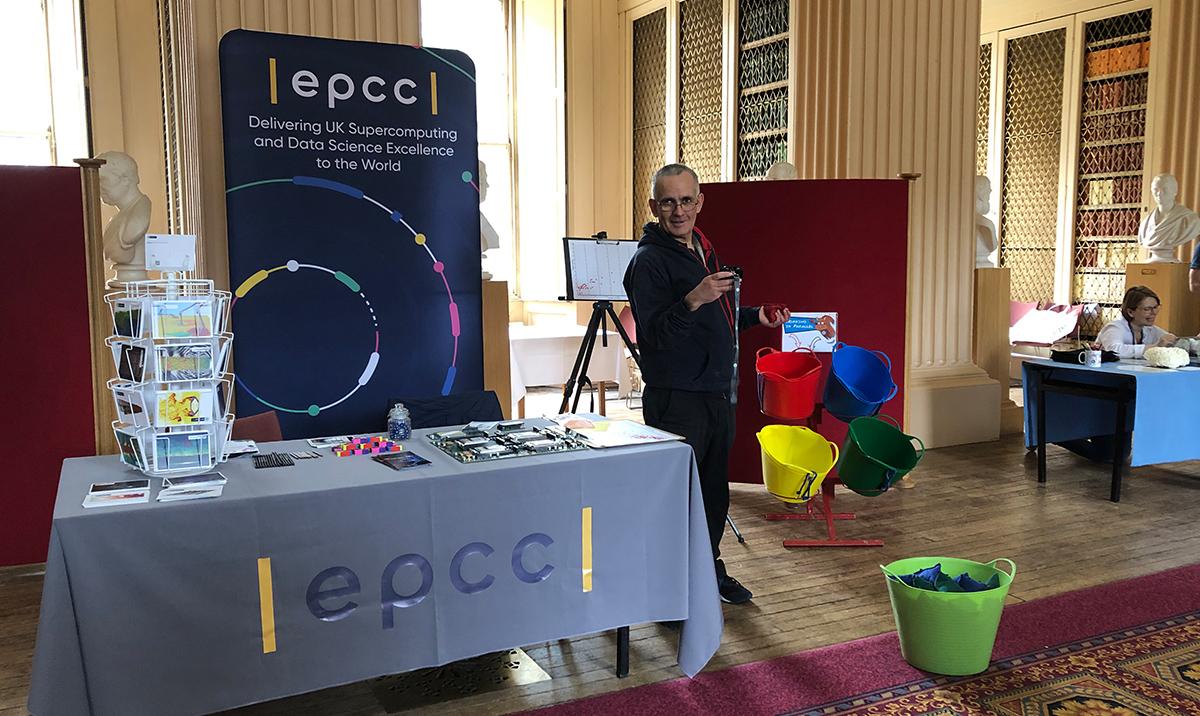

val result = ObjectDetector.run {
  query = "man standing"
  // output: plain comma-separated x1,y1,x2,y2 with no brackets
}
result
623,163,789,604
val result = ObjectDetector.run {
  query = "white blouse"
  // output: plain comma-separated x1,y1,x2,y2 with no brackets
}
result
1096,318,1169,359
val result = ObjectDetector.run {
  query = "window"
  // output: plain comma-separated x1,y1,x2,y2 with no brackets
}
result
0,0,87,166
421,0,516,285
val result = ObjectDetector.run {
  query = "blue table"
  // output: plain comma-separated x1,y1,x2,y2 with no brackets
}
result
1022,358,1200,500
29,428,722,716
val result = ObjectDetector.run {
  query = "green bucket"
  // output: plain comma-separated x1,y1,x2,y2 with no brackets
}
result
839,415,924,496
880,556,1016,675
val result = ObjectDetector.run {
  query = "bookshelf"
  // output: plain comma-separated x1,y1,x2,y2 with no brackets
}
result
1071,8,1152,337
735,0,789,179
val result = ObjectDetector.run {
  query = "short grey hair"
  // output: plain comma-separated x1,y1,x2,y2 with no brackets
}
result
651,163,700,200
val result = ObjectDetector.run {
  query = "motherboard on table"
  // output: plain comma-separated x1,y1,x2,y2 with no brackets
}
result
427,420,590,463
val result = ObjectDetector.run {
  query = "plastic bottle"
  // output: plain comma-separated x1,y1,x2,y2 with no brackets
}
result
387,403,412,441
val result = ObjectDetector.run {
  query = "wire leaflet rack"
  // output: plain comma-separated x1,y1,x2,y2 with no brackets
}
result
104,278,235,477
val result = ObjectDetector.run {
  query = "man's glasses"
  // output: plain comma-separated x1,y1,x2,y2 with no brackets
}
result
655,197,698,212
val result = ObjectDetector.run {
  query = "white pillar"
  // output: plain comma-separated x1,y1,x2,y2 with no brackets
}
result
846,0,1000,447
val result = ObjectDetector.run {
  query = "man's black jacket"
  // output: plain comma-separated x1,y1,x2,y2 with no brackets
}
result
623,222,759,393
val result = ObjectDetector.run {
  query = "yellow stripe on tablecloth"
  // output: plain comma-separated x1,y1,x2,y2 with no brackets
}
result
582,507,593,592
257,557,277,653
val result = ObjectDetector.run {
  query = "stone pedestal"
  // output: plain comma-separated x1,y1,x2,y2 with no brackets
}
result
974,267,1023,434
482,280,513,418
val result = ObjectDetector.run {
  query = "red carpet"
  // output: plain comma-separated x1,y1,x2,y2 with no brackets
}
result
523,564,1200,715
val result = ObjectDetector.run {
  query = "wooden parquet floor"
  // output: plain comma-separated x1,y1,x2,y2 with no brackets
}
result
4,434,1200,716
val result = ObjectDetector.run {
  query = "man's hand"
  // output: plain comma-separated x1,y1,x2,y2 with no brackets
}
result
759,305,790,328
684,271,735,311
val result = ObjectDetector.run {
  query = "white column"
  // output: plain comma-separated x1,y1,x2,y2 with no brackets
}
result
846,0,1000,447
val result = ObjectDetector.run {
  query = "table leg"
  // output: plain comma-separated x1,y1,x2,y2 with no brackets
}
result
1036,371,1047,484
1111,398,1127,503
616,626,629,677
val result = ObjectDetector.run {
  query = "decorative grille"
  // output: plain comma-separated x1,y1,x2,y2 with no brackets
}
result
736,0,788,180
1000,29,1066,303
632,9,668,237
1072,9,1151,337
977,43,991,178
739,0,787,42
679,0,724,184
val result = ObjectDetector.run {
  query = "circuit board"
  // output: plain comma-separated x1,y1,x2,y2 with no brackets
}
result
427,422,590,463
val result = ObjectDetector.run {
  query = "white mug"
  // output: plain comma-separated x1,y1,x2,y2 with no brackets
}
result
1079,349,1102,367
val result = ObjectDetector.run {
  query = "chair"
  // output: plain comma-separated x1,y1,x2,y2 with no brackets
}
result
387,390,504,429
230,410,283,442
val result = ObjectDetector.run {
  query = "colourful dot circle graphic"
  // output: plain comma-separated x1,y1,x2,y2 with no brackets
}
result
231,262,380,415
226,174,465,414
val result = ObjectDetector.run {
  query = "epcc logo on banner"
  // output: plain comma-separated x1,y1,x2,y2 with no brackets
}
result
266,56,439,112
254,508,594,653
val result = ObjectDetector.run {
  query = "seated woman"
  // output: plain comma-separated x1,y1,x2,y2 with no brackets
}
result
1096,285,1177,358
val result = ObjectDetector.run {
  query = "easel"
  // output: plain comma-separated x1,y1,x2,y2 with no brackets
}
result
761,405,884,548
559,299,640,414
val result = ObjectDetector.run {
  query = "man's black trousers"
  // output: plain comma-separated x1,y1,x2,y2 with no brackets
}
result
642,386,734,577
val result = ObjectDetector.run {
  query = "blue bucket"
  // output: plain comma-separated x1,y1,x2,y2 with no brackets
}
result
823,343,898,422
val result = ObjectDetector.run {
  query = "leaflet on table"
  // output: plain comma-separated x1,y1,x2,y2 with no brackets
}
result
162,472,226,489
372,451,432,471
82,479,151,508
157,485,223,502
223,439,259,458
548,414,684,448
307,435,355,448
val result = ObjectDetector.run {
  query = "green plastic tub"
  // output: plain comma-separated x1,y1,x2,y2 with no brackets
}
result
839,415,924,497
880,556,1016,675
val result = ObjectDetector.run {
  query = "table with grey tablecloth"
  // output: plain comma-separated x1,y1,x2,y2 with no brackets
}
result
28,429,722,716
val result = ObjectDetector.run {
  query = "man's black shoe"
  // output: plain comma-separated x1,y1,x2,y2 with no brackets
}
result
718,575,753,604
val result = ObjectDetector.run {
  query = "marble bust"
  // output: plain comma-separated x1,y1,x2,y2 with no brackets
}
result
766,161,798,180
97,151,151,282
478,159,500,281
975,175,998,268
1139,174,1200,263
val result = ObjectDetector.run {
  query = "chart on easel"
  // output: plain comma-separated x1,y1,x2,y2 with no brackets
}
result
563,237,639,301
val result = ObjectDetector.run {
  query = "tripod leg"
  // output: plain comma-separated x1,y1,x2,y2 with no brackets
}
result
726,515,745,544
572,331,600,413
559,307,604,414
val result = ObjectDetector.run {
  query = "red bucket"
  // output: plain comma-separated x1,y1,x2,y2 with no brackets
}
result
756,347,823,420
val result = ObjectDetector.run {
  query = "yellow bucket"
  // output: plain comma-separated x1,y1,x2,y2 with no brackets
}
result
757,425,840,504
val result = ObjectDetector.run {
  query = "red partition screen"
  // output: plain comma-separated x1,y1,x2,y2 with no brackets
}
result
695,179,909,483
0,166,95,565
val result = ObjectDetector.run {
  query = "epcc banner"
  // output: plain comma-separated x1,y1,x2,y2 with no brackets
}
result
219,30,483,439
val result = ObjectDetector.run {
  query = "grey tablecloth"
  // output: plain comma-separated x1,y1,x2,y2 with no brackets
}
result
28,430,722,716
